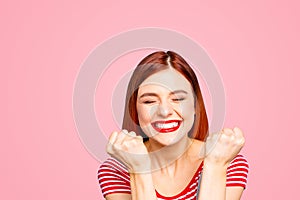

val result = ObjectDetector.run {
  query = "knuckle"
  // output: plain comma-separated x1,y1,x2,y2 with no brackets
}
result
223,128,234,134
121,129,128,134
123,140,131,148
113,143,123,151
128,131,137,136
223,128,231,132
136,135,143,140
240,138,246,146
106,145,114,154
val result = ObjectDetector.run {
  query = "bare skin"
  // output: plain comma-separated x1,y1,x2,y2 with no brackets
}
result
149,139,204,197
106,128,245,200
105,69,246,200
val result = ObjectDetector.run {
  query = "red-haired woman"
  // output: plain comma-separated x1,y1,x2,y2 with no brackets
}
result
98,51,249,200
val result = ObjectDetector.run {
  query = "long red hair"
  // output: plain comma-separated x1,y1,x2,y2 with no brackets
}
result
122,51,208,141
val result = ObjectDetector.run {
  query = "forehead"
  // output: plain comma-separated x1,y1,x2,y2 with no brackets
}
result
139,68,193,93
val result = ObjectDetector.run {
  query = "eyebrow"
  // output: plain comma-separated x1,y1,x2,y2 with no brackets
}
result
139,90,188,99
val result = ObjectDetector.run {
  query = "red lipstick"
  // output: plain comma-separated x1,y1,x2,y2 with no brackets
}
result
151,120,182,133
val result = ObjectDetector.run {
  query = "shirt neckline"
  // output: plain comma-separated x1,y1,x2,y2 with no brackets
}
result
155,161,203,199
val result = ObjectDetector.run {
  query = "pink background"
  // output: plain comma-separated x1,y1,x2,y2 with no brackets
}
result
1,0,299,199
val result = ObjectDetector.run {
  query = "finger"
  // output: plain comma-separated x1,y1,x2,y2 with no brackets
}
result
114,129,130,146
107,131,118,154
233,127,245,145
126,131,137,137
233,127,244,137
217,131,234,147
222,128,234,135
135,135,143,141
108,131,118,144
121,129,129,135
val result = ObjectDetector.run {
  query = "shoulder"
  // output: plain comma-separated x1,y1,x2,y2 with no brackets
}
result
99,157,129,172
226,154,249,188
228,154,249,172
98,157,130,180
98,157,131,197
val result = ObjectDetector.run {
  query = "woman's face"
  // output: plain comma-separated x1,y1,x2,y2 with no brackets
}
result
136,68,195,146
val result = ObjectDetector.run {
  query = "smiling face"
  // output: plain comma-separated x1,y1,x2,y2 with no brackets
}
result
136,68,195,146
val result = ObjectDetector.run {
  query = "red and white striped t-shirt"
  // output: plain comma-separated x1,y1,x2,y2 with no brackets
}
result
98,155,249,200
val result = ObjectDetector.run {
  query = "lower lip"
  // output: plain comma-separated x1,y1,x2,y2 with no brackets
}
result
151,121,181,133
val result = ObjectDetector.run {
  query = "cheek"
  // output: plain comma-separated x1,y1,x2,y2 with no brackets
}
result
179,101,195,118
180,103,195,133
136,105,152,126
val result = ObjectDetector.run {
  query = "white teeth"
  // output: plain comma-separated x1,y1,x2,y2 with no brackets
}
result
155,122,178,129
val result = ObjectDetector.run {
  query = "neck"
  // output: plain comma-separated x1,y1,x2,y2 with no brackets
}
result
146,135,194,172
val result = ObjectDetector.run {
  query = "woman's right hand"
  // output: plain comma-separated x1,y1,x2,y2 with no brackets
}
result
106,130,151,173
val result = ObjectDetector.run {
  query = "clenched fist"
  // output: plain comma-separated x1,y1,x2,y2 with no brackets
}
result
204,127,245,166
106,130,151,173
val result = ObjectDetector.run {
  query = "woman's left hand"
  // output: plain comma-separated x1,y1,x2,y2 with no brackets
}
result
204,127,245,166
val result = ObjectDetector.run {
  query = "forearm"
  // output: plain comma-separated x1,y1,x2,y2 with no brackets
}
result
198,162,228,200
130,173,157,200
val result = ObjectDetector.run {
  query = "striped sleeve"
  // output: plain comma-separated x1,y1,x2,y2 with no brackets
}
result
98,157,131,197
226,154,249,189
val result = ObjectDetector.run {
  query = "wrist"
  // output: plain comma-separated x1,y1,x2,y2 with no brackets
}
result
203,158,229,170
202,162,227,182
130,173,157,199
129,160,152,174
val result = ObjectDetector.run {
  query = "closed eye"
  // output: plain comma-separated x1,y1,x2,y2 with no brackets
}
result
172,97,185,102
143,100,156,104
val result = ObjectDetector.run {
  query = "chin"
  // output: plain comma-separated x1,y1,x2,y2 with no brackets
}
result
151,131,187,147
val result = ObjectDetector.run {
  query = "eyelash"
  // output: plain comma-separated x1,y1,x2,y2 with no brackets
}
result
172,98,185,102
143,100,156,104
142,98,185,104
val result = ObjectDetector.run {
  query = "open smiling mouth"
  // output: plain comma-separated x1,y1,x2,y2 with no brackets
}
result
151,120,182,133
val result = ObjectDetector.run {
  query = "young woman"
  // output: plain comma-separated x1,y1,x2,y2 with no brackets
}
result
98,51,249,200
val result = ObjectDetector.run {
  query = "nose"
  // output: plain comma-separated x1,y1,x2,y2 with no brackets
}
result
157,101,173,117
